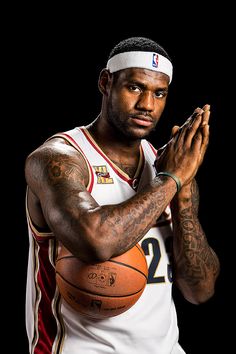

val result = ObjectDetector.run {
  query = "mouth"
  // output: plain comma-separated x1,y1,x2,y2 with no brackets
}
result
129,114,153,127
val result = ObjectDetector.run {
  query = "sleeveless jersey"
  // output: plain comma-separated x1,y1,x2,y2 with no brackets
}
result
25,127,185,354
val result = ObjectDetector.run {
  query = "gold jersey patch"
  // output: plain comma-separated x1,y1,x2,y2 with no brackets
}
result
93,165,114,184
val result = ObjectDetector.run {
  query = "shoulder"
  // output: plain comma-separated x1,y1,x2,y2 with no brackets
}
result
25,137,88,189
25,138,75,170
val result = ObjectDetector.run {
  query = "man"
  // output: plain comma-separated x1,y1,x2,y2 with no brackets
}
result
25,37,220,354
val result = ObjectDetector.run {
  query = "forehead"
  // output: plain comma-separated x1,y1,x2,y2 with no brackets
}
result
116,68,170,87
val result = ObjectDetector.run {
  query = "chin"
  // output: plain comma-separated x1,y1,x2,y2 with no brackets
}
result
127,126,153,140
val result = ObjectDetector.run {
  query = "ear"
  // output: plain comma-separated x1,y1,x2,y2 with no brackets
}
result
98,69,112,95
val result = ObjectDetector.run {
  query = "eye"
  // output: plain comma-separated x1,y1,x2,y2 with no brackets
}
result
128,85,142,93
155,91,167,98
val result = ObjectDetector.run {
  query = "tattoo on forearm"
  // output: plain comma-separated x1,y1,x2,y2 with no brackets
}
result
191,179,199,214
33,146,177,257
173,182,219,287
99,182,174,254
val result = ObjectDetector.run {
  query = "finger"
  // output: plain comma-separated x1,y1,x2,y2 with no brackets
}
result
201,105,211,126
174,107,203,146
190,109,204,128
171,125,180,137
191,129,203,152
202,104,210,111
191,107,204,121
180,107,202,130
184,113,203,147
199,125,209,166
200,124,210,154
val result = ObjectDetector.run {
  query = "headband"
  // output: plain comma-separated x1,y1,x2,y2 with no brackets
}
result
106,51,173,83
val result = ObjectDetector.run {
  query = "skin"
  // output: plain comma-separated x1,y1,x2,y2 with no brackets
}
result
25,67,220,304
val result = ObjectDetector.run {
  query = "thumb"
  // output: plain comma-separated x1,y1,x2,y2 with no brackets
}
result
171,125,180,138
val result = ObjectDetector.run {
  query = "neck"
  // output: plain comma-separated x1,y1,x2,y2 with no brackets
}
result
86,115,141,155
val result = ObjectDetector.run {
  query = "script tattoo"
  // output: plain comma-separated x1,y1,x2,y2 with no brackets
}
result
99,177,175,254
172,180,219,288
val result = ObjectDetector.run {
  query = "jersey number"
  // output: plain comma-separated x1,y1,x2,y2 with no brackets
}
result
141,237,173,284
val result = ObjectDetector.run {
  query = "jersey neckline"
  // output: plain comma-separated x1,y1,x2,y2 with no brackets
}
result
80,127,145,190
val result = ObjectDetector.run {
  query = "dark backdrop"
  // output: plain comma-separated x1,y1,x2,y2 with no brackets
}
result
10,7,233,353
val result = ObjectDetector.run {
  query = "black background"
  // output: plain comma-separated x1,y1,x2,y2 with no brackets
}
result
10,5,233,353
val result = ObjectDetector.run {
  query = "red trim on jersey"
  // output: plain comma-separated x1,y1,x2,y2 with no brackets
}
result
33,239,58,354
81,128,130,182
61,133,94,193
29,224,54,242
148,142,157,157
81,128,144,189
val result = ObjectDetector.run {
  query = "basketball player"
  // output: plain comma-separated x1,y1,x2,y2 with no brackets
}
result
25,37,220,353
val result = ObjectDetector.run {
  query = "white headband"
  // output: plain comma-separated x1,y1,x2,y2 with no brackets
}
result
106,51,173,83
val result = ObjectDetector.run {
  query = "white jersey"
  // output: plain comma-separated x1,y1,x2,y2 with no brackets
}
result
26,127,185,354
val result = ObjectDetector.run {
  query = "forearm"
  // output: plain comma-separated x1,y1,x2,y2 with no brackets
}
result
171,180,220,304
53,175,177,262
96,176,177,257
36,144,179,262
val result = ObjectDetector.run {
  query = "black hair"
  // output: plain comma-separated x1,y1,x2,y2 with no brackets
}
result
108,36,171,62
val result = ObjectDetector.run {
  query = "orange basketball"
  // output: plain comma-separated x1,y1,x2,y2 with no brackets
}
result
55,243,148,319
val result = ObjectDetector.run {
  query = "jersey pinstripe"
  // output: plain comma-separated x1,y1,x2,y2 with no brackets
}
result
25,126,185,354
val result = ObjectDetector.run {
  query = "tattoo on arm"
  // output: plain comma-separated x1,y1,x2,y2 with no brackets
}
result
28,143,92,221
47,157,87,188
27,144,178,259
99,181,171,254
172,180,219,288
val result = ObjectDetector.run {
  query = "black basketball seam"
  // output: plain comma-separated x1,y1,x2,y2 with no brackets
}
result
56,255,75,262
56,271,145,298
108,259,148,280
56,254,148,281
135,244,146,260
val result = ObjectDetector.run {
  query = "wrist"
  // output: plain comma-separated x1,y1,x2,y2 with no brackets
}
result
171,180,195,210
155,171,182,193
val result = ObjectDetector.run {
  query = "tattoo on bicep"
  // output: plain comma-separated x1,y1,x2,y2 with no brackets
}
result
45,153,87,188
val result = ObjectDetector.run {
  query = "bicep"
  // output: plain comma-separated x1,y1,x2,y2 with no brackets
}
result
25,141,99,235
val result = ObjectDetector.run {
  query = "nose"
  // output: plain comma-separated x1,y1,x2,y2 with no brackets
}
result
136,91,154,112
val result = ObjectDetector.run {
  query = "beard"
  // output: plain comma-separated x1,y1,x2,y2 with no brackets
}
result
106,98,157,141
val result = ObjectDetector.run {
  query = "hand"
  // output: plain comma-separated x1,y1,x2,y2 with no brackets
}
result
155,105,210,187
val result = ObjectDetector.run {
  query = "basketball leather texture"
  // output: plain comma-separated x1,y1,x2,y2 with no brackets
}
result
56,243,148,319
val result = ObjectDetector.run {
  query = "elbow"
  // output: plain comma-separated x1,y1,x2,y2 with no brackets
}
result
70,212,115,263
176,262,220,305
186,269,220,305
49,207,114,263
182,284,216,305
187,289,215,305
82,237,114,263
176,276,217,305
82,217,114,262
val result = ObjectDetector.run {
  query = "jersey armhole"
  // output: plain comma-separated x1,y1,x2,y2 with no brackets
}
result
25,187,54,239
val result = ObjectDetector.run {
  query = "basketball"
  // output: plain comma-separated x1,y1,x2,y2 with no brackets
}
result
55,243,148,319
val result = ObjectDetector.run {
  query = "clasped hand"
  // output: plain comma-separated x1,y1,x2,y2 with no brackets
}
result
155,104,210,187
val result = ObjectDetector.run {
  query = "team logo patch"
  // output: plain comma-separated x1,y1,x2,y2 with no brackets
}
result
152,53,159,68
94,165,114,184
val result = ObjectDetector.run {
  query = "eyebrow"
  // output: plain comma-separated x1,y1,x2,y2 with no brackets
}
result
129,80,168,92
